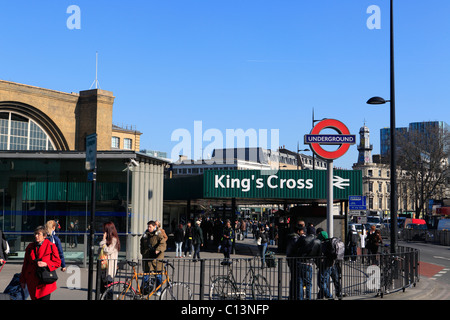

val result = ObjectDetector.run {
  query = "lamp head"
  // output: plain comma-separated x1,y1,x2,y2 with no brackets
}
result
366,96,389,105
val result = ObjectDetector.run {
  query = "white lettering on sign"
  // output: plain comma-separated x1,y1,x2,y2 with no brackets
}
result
214,175,314,192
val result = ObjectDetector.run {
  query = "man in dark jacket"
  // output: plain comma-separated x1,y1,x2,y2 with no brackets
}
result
287,226,318,300
140,221,166,295
221,219,235,264
184,221,194,257
192,220,203,261
346,225,359,261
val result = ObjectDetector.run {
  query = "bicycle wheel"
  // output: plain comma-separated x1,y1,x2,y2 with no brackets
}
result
101,282,137,300
209,276,239,300
252,274,272,300
160,282,193,300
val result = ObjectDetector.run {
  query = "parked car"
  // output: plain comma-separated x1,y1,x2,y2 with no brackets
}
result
404,223,430,241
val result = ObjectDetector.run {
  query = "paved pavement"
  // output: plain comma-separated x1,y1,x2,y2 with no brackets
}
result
0,236,447,301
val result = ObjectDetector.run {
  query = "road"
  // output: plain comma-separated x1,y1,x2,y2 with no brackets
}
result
398,240,450,280
397,240,450,300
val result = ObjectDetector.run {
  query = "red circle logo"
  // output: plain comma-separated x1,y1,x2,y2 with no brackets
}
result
305,119,354,160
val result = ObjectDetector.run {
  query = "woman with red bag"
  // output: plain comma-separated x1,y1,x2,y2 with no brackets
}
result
20,226,61,300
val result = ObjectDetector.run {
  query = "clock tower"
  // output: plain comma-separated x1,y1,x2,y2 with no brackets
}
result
357,124,373,164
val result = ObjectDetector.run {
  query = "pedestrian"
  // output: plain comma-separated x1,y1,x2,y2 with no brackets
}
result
140,220,166,295
0,229,9,265
174,224,184,258
192,220,203,261
346,225,359,261
366,226,382,264
240,219,247,239
294,226,321,300
184,221,194,257
68,221,78,248
256,225,269,268
20,225,61,300
316,229,343,299
316,229,334,299
268,223,275,245
306,222,316,236
46,220,66,272
221,219,235,264
99,221,120,297
286,226,301,299
156,220,169,242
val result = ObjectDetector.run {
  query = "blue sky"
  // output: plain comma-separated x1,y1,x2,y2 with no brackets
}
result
0,0,449,169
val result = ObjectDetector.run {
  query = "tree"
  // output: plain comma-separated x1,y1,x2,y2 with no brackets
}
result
396,124,450,218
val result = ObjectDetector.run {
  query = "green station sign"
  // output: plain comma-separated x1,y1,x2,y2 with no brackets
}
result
203,170,362,200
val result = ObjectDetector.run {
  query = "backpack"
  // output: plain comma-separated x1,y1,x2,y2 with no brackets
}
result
322,237,345,260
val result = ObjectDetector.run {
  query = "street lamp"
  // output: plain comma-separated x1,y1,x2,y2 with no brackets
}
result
367,0,397,254
312,108,327,170
296,145,310,170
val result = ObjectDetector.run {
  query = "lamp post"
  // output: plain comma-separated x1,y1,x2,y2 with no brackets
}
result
312,109,327,170
296,142,310,170
367,0,397,254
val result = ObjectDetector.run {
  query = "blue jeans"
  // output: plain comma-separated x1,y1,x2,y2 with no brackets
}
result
175,242,183,257
298,263,313,300
318,266,333,299
193,243,201,260
142,274,162,294
184,239,193,256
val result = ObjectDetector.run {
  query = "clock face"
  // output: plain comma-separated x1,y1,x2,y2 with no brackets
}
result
365,156,370,162
359,154,365,163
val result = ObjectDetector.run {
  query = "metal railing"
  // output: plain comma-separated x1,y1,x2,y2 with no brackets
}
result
95,246,420,300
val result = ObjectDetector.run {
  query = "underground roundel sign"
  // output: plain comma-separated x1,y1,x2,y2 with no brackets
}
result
304,119,355,160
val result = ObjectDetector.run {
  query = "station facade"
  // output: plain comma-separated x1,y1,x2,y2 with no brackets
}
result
0,80,167,261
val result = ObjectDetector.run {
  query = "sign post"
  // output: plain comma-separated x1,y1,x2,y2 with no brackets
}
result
85,133,97,300
305,119,355,238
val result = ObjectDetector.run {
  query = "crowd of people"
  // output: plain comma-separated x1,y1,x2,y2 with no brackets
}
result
1,214,384,300
285,220,384,300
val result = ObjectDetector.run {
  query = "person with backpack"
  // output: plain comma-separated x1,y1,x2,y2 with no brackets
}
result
316,229,344,299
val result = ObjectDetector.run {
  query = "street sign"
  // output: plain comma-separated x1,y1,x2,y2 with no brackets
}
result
349,195,367,210
85,133,97,171
304,119,356,160
304,118,356,238
203,170,362,200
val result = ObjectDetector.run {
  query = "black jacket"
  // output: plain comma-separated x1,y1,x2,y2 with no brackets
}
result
174,228,184,243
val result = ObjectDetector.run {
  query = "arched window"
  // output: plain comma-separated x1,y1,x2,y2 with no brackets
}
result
0,111,56,150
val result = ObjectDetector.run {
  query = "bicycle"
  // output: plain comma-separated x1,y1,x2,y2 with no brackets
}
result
380,247,405,297
209,258,272,300
100,259,192,300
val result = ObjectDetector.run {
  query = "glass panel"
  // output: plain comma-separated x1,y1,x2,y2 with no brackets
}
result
0,111,56,151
